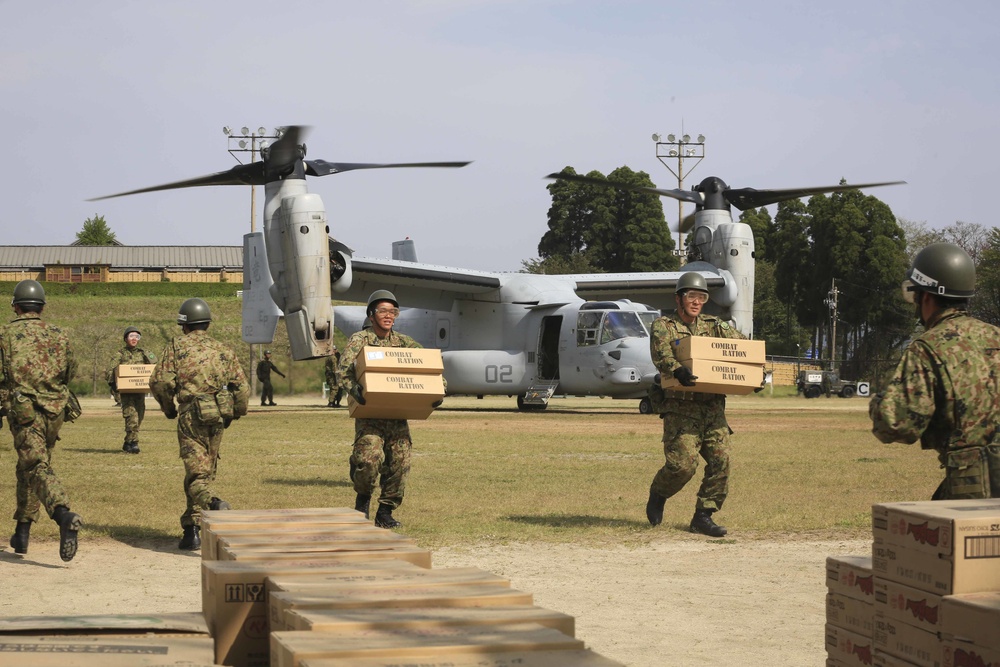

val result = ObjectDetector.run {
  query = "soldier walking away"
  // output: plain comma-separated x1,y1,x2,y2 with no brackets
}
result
150,298,249,550
870,242,1000,499
325,346,344,407
106,326,156,454
646,272,750,537
256,350,285,406
340,290,441,529
0,280,83,561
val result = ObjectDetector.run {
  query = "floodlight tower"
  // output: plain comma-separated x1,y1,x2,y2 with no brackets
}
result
223,126,284,232
652,132,706,263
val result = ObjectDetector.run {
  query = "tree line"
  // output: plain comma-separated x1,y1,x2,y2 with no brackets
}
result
528,167,1000,382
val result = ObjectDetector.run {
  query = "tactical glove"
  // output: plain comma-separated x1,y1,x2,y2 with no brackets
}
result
672,366,698,387
223,417,233,428
349,386,366,406
431,399,443,409
164,405,178,420
652,374,661,385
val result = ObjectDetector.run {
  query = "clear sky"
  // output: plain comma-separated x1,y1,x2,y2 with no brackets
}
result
4,0,997,271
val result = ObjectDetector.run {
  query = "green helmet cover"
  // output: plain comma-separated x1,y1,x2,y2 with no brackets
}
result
177,298,212,325
11,279,46,307
675,272,709,295
366,289,399,316
907,242,975,299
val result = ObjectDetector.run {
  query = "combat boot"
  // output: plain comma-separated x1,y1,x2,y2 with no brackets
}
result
179,525,201,551
690,510,727,537
374,503,401,529
645,490,667,526
122,441,140,454
9,520,31,555
52,506,82,562
355,493,371,519
209,497,231,511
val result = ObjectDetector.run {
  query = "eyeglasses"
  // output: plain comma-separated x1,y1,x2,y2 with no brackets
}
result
374,307,400,318
681,292,709,304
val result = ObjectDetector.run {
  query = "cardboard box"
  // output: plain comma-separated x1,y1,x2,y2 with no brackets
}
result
874,578,942,633
115,363,156,378
355,346,444,376
202,559,423,667
0,635,216,667
219,543,433,568
873,612,943,667
873,652,924,667
660,358,765,395
206,525,397,561
295,648,625,667
942,637,1000,667
827,555,875,604
218,531,415,555
873,530,1000,596
270,624,582,667
0,612,208,635
201,509,374,561
940,591,1000,649
269,585,535,631
827,593,874,636
286,605,575,637
115,364,155,393
872,500,1000,558
826,623,876,666
670,336,766,364
348,372,445,420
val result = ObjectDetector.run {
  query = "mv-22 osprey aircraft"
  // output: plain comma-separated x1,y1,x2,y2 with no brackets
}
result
93,126,902,411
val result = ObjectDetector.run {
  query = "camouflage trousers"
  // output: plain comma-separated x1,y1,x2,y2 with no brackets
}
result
120,392,145,445
350,418,412,509
651,401,731,512
9,408,70,522
176,410,225,527
260,379,275,405
932,445,1000,500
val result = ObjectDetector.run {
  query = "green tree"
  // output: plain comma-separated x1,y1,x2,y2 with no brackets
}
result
971,226,1000,325
75,214,118,245
738,207,773,261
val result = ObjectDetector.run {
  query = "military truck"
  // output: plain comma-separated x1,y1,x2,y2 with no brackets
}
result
796,370,869,399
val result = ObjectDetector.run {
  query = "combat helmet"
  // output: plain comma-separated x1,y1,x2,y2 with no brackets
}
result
123,326,141,341
904,242,976,302
366,290,399,317
177,298,212,325
675,272,709,295
11,279,46,307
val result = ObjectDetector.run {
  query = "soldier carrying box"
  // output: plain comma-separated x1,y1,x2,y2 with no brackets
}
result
106,326,156,454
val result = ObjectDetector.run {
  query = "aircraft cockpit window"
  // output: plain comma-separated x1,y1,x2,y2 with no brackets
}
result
638,311,658,333
576,311,603,346
600,311,647,344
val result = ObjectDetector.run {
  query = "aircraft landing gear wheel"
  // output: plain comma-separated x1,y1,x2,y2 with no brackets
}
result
639,397,653,414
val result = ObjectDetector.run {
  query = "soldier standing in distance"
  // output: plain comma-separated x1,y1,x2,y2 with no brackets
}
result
647,272,749,537
256,350,285,406
870,242,1000,499
0,280,82,561
150,298,249,550
340,290,440,529
106,326,156,454
325,346,343,407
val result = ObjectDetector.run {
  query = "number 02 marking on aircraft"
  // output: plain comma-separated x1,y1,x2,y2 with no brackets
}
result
485,365,513,383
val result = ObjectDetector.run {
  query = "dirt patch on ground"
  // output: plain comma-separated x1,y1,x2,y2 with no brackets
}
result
0,533,868,665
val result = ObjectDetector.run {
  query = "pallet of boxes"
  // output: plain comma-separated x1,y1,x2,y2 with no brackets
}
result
660,335,767,395
825,499,1000,667
198,507,626,667
347,346,445,420
115,362,156,394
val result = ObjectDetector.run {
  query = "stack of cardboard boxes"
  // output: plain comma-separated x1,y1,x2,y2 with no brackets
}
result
826,499,1000,666
115,362,156,393
661,336,767,394
347,346,445,420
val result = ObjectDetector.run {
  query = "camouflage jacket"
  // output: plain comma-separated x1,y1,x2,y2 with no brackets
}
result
149,329,249,417
870,308,1000,452
324,353,341,385
0,312,76,416
649,311,746,403
338,328,422,395
105,345,156,384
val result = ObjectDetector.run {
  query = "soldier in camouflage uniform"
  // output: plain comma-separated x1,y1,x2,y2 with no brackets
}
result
256,350,285,406
325,346,343,407
647,272,749,537
0,280,82,561
106,326,156,454
870,242,1000,499
340,290,439,529
150,298,249,550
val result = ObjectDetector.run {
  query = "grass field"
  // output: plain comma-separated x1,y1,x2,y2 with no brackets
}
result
2,393,940,549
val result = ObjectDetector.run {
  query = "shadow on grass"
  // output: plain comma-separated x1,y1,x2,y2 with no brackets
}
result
265,477,352,488
0,550,66,569
441,407,639,416
65,447,126,455
505,514,648,529
82,523,198,555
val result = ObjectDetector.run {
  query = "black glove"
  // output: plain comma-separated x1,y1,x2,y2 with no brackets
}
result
431,399,443,409
164,405,178,420
223,417,233,428
349,386,366,405
754,386,764,393
672,366,698,387
652,374,661,385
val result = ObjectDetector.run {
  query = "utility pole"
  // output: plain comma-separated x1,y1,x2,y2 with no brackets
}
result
824,278,840,370
653,131,705,264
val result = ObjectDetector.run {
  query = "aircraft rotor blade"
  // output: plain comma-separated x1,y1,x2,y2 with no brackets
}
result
306,160,472,177
88,162,267,200
678,211,698,234
724,180,906,211
545,172,704,205
266,125,309,169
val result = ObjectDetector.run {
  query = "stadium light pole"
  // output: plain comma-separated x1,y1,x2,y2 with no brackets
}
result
223,126,283,232
653,132,705,265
